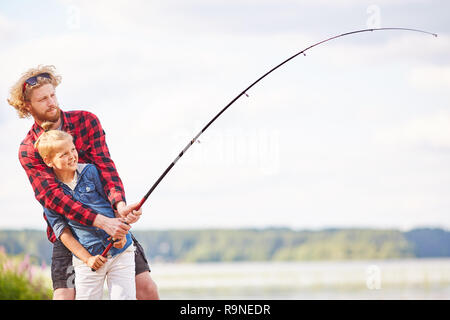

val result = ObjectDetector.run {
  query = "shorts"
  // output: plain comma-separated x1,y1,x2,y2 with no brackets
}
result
51,233,151,290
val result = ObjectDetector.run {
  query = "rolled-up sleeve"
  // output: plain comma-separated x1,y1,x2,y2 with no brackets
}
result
43,207,69,240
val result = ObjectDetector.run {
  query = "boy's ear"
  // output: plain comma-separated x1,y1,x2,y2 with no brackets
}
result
43,157,54,168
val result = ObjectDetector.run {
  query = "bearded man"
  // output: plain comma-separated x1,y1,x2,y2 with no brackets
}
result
7,65,159,300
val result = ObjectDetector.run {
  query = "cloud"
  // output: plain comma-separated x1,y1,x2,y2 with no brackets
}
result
0,117,46,229
54,0,440,39
0,13,18,41
409,64,450,90
2,0,449,230
307,32,445,69
373,110,450,150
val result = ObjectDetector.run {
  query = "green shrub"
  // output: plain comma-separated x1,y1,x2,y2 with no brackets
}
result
0,247,52,300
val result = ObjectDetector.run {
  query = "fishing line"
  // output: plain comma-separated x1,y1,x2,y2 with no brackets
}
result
98,27,437,259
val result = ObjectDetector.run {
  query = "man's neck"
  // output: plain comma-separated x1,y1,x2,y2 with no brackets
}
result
54,168,76,184
37,118,62,130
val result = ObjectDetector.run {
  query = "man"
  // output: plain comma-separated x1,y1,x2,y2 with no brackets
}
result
7,65,159,300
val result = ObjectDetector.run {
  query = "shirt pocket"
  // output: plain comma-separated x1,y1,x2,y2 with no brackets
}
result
77,182,97,204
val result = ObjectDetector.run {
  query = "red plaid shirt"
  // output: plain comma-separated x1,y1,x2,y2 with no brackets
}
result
19,110,126,243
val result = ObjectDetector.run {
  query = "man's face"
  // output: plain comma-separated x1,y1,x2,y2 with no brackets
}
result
26,83,61,124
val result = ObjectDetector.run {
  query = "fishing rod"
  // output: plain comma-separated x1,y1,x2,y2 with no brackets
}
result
98,27,437,260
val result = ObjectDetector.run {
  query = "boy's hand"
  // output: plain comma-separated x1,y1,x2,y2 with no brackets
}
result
110,237,127,249
86,255,107,271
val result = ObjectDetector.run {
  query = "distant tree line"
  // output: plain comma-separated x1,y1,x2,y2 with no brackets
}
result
0,228,448,265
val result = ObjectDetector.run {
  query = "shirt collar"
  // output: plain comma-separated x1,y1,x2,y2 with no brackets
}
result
31,109,73,140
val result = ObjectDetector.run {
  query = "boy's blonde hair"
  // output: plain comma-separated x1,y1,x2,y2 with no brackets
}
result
7,65,62,119
34,122,74,163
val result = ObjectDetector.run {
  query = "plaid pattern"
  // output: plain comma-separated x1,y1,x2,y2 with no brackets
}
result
19,110,126,242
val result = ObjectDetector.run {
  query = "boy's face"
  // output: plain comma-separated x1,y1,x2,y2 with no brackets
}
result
46,139,78,173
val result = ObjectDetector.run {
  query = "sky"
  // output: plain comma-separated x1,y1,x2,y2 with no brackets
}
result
0,0,449,232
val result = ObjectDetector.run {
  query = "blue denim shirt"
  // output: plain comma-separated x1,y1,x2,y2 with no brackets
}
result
44,163,132,257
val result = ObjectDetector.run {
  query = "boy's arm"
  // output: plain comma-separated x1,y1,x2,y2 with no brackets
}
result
43,207,70,240
19,143,129,239
43,206,92,264
59,228,107,271
59,228,91,264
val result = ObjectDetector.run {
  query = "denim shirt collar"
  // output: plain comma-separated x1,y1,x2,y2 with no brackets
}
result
57,163,89,192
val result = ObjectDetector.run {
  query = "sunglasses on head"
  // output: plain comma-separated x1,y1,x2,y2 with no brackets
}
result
22,73,52,93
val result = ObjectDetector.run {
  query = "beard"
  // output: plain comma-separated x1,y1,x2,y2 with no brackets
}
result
33,104,61,125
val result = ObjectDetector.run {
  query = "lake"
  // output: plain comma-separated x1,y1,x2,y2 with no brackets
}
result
149,258,450,300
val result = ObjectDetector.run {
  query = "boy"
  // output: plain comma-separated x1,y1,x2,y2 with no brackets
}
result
35,125,136,299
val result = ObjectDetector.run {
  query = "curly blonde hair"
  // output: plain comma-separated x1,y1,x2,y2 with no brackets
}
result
34,122,74,162
7,65,62,119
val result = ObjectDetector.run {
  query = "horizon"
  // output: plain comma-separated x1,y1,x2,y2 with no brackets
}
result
0,225,447,233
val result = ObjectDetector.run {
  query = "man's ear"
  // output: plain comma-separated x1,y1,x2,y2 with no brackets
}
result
24,101,32,113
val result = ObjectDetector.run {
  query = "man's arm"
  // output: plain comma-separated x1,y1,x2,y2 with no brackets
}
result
19,144,97,225
88,164,141,224
82,112,142,222
19,143,129,239
84,112,126,210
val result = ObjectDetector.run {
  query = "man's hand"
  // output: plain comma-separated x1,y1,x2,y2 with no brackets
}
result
86,255,107,271
93,214,130,239
116,201,143,224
